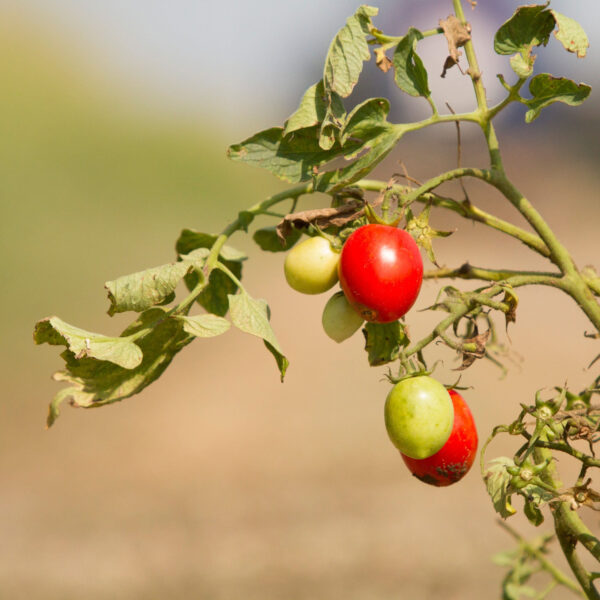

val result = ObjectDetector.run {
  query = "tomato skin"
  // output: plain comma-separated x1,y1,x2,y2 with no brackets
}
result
321,291,364,343
284,236,339,294
401,390,478,486
338,224,423,323
384,376,454,460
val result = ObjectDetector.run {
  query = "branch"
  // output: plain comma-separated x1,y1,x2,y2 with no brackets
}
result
424,264,564,288
357,179,551,257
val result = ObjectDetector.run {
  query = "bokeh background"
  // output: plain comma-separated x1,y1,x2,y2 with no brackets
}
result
2,1,600,598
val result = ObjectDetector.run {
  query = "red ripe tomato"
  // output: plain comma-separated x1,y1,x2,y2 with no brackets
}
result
401,389,478,487
338,224,423,323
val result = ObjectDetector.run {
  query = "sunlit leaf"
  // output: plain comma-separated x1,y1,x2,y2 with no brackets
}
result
228,292,288,381
323,5,378,98
34,317,142,369
174,314,231,338
44,308,194,427
484,456,517,518
524,74,591,123
393,28,430,98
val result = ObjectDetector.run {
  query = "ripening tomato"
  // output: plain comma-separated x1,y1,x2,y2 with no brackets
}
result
401,389,478,486
321,291,364,343
284,236,339,294
384,376,454,459
338,224,423,323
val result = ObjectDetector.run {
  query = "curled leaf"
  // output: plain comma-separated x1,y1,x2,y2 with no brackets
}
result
439,15,471,77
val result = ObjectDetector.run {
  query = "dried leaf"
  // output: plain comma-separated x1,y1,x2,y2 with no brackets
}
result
374,47,393,73
276,200,363,242
455,327,491,371
440,15,471,76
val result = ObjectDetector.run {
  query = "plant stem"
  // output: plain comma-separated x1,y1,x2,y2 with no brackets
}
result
357,178,551,256
535,447,600,599
498,520,584,597
424,264,564,289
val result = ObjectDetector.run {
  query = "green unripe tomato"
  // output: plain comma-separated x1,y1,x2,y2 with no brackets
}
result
284,236,339,294
321,291,364,343
384,376,454,460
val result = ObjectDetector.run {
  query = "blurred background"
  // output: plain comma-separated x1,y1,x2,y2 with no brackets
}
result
2,1,599,598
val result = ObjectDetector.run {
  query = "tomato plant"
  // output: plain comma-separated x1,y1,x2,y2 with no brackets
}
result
33,2,600,598
401,389,478,486
283,235,339,294
384,376,454,460
321,291,364,343
338,224,423,323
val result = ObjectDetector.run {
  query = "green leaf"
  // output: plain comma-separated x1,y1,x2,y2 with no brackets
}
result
316,127,404,193
176,229,247,317
340,97,391,145
393,28,430,98
494,4,555,56
362,321,409,367
228,292,288,381
176,230,247,262
319,97,347,151
227,126,354,184
283,80,346,151
44,308,194,427
551,11,589,58
524,74,591,123
484,456,517,519
253,226,301,252
174,314,231,338
34,316,142,369
323,5,378,98
509,53,534,79
105,259,201,316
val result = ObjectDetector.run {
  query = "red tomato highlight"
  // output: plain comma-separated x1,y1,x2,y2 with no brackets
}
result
338,224,423,323
401,389,478,487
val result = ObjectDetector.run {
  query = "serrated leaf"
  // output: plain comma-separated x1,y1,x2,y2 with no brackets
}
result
494,4,554,56
227,126,354,184
105,259,199,316
323,5,378,98
524,74,591,122
253,226,301,252
362,321,409,366
228,293,288,381
176,229,246,317
44,308,194,426
484,457,517,519
551,11,588,58
174,314,230,338
34,317,142,369
393,28,430,98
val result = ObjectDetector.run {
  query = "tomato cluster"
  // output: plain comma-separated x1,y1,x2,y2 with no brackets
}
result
399,387,478,486
283,225,477,487
283,223,424,339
